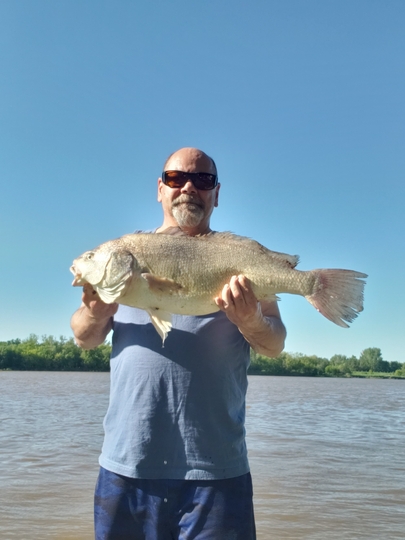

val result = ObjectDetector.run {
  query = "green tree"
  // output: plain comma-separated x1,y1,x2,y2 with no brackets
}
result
249,352,287,375
325,363,352,377
52,338,84,370
389,361,403,372
359,348,386,372
80,344,111,371
327,354,354,376
329,354,348,365
394,364,405,377
346,355,360,372
0,342,24,369
282,353,328,376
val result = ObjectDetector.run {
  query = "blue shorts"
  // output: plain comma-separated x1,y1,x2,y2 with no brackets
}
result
94,467,256,540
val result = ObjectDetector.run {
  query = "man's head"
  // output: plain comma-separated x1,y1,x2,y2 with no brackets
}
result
157,147,220,235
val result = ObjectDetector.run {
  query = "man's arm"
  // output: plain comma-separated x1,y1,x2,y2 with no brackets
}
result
214,275,286,357
70,284,118,349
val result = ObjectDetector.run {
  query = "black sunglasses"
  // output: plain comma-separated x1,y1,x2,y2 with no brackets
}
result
162,170,218,191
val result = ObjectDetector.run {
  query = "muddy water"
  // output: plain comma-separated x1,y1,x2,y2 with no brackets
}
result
1,372,404,539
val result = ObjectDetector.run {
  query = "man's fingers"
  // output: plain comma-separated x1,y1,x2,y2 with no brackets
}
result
238,275,251,292
237,275,259,308
216,276,257,315
82,283,97,297
228,276,240,300
222,283,233,309
229,275,251,304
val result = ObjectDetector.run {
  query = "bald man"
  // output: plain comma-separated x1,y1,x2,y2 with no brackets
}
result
71,148,286,540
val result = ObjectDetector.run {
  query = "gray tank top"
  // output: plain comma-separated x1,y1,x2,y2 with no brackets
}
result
99,305,251,480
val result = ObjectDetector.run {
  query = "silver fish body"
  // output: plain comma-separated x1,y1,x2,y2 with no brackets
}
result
70,232,367,342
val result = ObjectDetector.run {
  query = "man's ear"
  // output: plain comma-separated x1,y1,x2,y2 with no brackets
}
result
214,183,220,207
157,178,163,202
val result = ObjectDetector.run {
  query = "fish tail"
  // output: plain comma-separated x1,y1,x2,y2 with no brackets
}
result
305,269,367,327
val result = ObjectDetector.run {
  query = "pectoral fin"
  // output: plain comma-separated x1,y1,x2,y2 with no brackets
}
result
146,308,173,345
95,274,131,303
141,273,183,295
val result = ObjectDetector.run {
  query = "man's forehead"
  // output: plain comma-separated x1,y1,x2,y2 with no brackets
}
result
164,148,216,173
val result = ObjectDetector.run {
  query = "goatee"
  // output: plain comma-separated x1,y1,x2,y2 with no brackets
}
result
172,195,205,228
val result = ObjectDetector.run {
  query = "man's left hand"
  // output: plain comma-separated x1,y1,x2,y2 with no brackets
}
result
214,275,263,329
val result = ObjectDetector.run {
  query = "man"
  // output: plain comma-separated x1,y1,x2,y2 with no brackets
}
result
71,147,286,539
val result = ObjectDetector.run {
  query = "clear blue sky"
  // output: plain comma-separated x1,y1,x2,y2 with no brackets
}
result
1,0,404,362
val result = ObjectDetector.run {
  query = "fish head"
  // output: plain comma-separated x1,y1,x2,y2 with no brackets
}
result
70,248,110,286
71,245,134,292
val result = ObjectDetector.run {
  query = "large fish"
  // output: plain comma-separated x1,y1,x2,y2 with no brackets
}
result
70,231,367,342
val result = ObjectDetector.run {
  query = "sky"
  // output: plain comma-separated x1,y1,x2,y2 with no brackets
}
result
1,0,404,362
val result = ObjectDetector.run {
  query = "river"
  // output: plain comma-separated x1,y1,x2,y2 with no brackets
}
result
1,372,404,539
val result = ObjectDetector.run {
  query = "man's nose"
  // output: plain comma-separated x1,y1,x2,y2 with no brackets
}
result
180,179,198,194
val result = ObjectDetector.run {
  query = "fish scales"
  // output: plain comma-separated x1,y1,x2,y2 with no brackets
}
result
70,232,367,342
123,233,302,300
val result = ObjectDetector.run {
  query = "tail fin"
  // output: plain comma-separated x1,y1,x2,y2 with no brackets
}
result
306,269,367,327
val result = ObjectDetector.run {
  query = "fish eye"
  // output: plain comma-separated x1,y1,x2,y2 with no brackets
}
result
86,253,94,260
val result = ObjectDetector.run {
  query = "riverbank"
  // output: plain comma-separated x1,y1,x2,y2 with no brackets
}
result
1,336,404,378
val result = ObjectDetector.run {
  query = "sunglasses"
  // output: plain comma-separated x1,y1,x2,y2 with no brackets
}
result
162,170,218,191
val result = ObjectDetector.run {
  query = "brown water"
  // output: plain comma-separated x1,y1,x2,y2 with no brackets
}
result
1,372,404,539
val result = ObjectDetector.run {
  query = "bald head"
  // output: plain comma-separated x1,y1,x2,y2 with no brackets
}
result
163,148,217,175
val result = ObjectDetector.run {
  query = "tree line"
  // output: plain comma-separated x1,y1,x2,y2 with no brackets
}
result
0,335,111,371
249,348,405,378
0,335,404,377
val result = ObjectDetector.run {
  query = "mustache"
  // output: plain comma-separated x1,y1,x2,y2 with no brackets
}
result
172,195,204,209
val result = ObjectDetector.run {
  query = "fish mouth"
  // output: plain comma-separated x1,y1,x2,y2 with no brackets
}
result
70,265,84,286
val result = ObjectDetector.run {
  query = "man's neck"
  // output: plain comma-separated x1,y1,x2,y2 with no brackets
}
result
156,222,212,237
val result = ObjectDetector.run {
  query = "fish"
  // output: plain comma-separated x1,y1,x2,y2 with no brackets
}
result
70,231,367,343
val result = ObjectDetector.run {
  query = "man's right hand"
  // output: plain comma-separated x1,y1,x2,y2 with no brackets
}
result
71,284,118,349
81,283,119,320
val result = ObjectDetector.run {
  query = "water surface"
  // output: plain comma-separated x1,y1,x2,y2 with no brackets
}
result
1,372,404,539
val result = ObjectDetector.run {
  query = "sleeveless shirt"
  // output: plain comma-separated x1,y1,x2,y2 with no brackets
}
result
99,304,251,480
